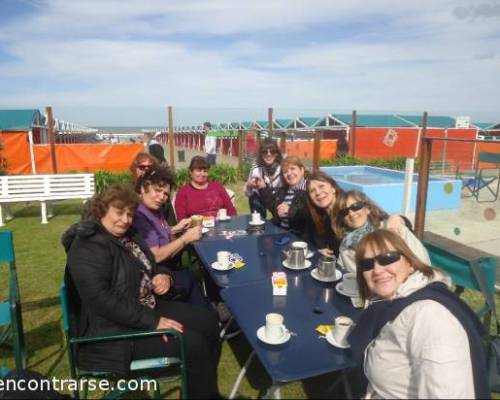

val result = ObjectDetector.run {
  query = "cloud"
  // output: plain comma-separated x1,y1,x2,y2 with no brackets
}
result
453,2,500,20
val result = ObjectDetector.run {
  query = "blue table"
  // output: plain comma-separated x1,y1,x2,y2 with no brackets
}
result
193,229,320,288
221,277,362,397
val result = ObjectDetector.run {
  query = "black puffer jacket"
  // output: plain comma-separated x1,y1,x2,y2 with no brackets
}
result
62,221,168,375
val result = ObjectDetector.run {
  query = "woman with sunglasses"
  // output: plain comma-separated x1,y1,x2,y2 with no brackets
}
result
334,190,430,273
256,156,309,234
129,152,177,226
304,171,344,256
245,138,283,219
349,229,488,399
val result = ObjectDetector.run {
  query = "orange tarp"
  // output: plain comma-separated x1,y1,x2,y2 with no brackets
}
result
0,131,32,174
33,143,144,173
286,140,337,160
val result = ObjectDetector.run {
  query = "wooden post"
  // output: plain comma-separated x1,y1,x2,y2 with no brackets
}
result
46,106,58,174
414,112,430,239
168,106,175,170
280,131,286,154
268,107,273,138
313,130,321,172
350,110,357,157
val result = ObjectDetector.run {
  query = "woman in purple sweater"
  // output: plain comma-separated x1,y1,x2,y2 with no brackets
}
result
175,156,237,220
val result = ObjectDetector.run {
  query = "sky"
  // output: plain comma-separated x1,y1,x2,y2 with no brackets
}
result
0,0,499,126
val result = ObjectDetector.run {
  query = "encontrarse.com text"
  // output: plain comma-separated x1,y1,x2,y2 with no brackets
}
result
0,377,157,393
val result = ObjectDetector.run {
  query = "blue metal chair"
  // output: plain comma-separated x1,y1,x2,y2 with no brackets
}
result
60,283,188,399
0,230,26,370
459,152,500,203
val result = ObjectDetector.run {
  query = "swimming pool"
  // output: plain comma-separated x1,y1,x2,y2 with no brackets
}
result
320,166,461,213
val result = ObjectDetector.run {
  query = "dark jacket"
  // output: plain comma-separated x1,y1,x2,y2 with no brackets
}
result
62,221,169,375
259,185,309,237
303,209,341,256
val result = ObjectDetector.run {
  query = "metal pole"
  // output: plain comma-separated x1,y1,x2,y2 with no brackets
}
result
168,106,175,170
414,112,430,239
350,110,357,157
402,158,414,216
313,130,321,172
46,106,58,174
238,129,244,178
268,107,273,138
28,130,37,174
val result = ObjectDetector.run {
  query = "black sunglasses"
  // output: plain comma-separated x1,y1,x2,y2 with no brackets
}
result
359,251,401,271
261,149,277,155
339,201,366,217
137,164,152,171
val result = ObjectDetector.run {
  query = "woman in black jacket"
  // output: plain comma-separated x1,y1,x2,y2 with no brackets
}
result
257,156,309,235
62,184,221,399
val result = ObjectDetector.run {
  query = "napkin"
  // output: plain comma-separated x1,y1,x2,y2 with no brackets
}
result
233,260,245,269
316,324,334,335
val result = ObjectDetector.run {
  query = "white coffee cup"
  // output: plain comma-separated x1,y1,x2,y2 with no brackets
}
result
291,241,308,257
218,208,227,219
217,251,231,269
265,313,286,341
333,316,354,346
342,272,358,295
251,212,262,223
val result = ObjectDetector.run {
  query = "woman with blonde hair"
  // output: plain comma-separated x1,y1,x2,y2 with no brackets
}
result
349,229,488,399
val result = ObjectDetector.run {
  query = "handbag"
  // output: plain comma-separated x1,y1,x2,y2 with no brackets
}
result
469,259,500,392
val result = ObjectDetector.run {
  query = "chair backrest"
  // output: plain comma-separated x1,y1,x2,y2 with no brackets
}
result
0,230,15,264
478,152,500,165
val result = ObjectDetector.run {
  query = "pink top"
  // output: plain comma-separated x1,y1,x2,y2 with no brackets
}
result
174,181,237,220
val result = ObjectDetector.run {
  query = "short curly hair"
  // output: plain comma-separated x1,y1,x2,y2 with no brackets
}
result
87,184,140,221
136,166,176,193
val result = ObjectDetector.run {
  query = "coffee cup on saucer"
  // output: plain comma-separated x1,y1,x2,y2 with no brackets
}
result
317,255,336,277
218,208,227,219
251,212,262,224
217,251,231,270
342,272,358,295
333,316,354,346
265,313,286,341
285,244,306,268
290,241,308,257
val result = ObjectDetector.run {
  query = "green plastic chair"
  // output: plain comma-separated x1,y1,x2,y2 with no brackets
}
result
60,283,188,399
423,232,497,327
0,230,26,370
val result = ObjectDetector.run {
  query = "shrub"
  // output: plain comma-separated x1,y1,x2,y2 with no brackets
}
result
0,140,7,175
320,155,411,170
94,170,132,193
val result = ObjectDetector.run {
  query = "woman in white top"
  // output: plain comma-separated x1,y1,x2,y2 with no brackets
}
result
349,229,488,399
245,138,283,219
333,190,431,273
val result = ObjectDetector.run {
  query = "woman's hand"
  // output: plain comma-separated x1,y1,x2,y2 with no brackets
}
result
254,177,266,190
156,316,184,343
276,202,289,218
173,218,192,233
386,215,405,235
183,226,202,244
152,274,172,295
246,176,257,190
318,248,334,257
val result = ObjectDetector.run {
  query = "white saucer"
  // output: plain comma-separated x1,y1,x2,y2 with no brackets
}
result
282,259,312,270
256,326,291,345
249,220,265,226
311,268,342,283
335,282,359,298
201,227,210,234
217,215,231,221
305,250,314,259
210,261,234,271
325,330,350,349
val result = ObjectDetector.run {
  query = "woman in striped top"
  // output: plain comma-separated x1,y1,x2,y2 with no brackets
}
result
257,156,309,235
244,138,283,219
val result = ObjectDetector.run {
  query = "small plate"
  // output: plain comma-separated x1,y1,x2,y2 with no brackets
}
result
217,216,231,221
211,261,235,271
201,227,210,234
282,260,312,270
325,330,350,349
249,220,265,226
311,268,342,283
256,326,291,345
335,282,359,298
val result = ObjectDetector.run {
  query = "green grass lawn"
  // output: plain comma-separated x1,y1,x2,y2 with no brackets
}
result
1,182,499,398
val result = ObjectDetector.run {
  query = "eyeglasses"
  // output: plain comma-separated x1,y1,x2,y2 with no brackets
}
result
359,251,401,271
339,201,366,218
261,149,277,155
137,164,152,171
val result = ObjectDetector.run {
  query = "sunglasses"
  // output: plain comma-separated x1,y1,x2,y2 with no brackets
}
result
137,164,153,171
359,251,401,271
261,149,277,155
339,201,366,217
